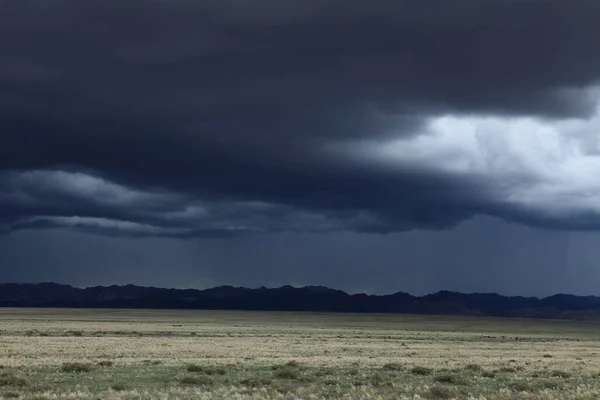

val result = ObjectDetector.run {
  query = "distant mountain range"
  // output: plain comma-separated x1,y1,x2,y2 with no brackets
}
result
2,282,600,320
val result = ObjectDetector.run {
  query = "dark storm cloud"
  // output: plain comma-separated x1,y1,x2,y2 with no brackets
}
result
2,0,600,236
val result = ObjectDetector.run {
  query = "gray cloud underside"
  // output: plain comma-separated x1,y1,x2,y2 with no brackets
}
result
2,0,600,236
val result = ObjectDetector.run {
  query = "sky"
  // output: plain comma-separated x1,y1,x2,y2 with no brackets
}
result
2,0,600,297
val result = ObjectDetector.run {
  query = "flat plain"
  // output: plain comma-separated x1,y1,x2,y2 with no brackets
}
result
1,309,600,399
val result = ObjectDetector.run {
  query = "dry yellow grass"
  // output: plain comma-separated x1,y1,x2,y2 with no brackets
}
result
1,308,600,399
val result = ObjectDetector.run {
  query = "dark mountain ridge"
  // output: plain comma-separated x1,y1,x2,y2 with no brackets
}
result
1,282,600,320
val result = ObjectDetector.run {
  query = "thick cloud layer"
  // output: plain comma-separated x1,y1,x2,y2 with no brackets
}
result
2,0,600,236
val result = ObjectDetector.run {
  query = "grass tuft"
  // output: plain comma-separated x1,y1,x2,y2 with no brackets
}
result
411,366,433,375
61,363,95,373
240,377,273,388
538,380,564,390
142,359,162,365
314,368,334,377
481,370,496,378
178,375,213,385
97,360,114,367
286,360,301,367
550,370,571,378
186,364,205,373
434,373,470,385
0,372,29,387
186,364,228,375
510,381,534,392
464,363,482,372
111,382,130,391
205,366,228,375
382,362,403,371
428,385,458,399
274,368,300,380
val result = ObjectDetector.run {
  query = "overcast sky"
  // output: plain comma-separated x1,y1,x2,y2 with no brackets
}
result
2,0,600,296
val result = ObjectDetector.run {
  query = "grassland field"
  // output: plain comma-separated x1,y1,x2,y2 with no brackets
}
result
2,308,600,399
